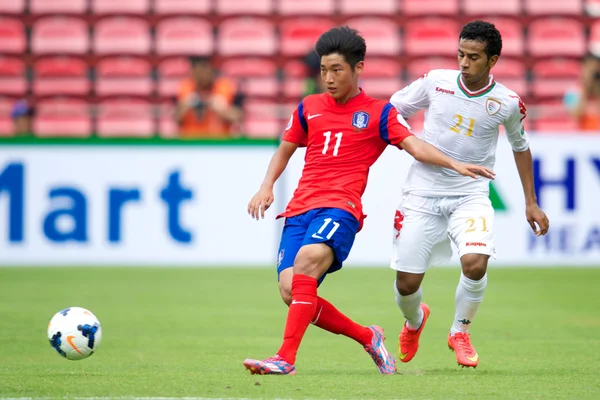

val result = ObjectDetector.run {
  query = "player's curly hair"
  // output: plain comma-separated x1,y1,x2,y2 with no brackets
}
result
459,20,503,60
315,26,366,70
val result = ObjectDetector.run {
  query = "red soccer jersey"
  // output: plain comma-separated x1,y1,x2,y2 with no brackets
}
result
279,90,414,224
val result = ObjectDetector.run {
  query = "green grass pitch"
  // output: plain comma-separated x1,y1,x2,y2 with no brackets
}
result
0,266,599,399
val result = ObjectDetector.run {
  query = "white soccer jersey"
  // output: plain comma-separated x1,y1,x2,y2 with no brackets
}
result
390,69,529,197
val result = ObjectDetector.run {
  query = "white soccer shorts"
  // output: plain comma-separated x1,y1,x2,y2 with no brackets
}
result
390,192,496,274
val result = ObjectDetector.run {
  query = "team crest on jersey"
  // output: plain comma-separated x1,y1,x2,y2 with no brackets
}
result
486,98,502,116
352,111,370,129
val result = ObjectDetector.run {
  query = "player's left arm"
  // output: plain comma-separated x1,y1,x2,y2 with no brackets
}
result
505,95,549,236
381,105,495,179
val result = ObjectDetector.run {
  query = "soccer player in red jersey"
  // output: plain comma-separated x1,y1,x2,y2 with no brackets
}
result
243,27,495,375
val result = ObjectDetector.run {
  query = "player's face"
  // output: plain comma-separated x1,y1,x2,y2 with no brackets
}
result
320,54,362,102
458,39,498,88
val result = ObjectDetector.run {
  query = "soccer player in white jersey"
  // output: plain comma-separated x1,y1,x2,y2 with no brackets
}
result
389,20,550,368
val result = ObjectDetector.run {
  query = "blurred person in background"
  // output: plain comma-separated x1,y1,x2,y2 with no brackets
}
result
302,51,326,96
11,99,34,135
564,54,600,132
174,56,244,138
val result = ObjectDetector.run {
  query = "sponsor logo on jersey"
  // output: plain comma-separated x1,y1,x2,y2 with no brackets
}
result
486,98,502,116
436,87,455,95
466,242,487,247
352,111,370,129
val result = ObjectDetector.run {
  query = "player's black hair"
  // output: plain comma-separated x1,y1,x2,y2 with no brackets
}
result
459,20,503,60
315,26,366,70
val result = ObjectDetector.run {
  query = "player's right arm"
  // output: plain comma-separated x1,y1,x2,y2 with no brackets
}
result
389,72,433,118
247,103,308,220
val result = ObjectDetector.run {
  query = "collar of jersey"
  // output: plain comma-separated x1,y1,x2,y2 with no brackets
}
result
457,74,496,98
324,88,367,107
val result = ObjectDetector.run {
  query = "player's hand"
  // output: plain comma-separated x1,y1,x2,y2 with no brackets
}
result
454,163,496,180
247,185,274,220
526,203,549,236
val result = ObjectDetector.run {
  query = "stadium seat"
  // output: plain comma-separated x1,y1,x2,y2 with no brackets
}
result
406,57,457,81
277,0,335,15
492,58,528,96
34,98,92,137
217,18,276,56
361,59,404,99
157,58,190,98
32,16,89,55
402,0,459,15
339,0,397,15
0,97,15,136
215,0,273,15
0,0,24,13
404,18,459,57
527,18,586,58
157,100,178,138
33,56,90,96
589,20,600,56
586,0,600,16
282,60,309,99
155,18,213,56
463,0,521,14
344,18,400,56
0,57,26,96
220,58,279,97
243,100,282,138
29,0,87,14
0,17,26,54
531,59,580,98
93,17,151,55
95,57,153,97
96,98,155,137
280,18,335,56
532,101,579,132
487,18,524,57
91,0,150,15
153,0,211,15
524,0,583,15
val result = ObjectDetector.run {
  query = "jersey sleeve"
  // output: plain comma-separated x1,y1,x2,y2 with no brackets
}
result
281,99,308,146
503,94,530,152
379,103,414,148
389,72,433,118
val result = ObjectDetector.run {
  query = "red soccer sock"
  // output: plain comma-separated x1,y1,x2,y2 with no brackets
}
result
276,274,318,365
312,296,373,346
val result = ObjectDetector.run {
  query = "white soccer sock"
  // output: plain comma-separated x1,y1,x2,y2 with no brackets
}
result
394,280,424,330
451,273,487,335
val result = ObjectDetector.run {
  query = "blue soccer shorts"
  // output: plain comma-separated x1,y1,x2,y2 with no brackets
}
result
276,207,360,283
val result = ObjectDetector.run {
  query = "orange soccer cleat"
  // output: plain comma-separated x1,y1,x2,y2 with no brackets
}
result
448,331,479,368
398,303,430,363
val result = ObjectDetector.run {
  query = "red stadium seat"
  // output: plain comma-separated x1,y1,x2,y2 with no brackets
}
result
402,0,459,15
0,17,26,54
157,58,190,98
362,58,401,78
30,0,87,14
532,101,578,132
404,18,459,57
0,57,26,96
220,58,279,97
0,0,24,13
282,60,310,99
492,58,528,96
95,57,153,97
277,0,335,15
243,100,282,138
527,18,586,58
589,20,600,56
32,16,89,55
33,56,89,96
157,100,178,138
531,59,580,98
361,59,404,99
217,18,276,56
34,98,92,137
0,97,15,136
91,0,150,15
406,57,457,81
280,18,335,56
93,17,151,55
96,98,155,137
487,18,523,57
215,0,273,15
586,0,600,16
463,0,521,15
153,0,211,15
155,18,213,56
339,0,397,15
344,18,400,56
524,0,583,15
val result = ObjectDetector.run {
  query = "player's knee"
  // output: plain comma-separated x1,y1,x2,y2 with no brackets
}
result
461,254,489,280
293,244,333,278
395,274,421,296
279,284,292,306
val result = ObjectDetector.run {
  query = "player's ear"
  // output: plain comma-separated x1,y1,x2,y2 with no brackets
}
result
353,60,364,77
488,55,499,69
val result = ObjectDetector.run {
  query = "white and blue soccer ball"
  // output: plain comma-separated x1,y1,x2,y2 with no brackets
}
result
47,307,102,360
